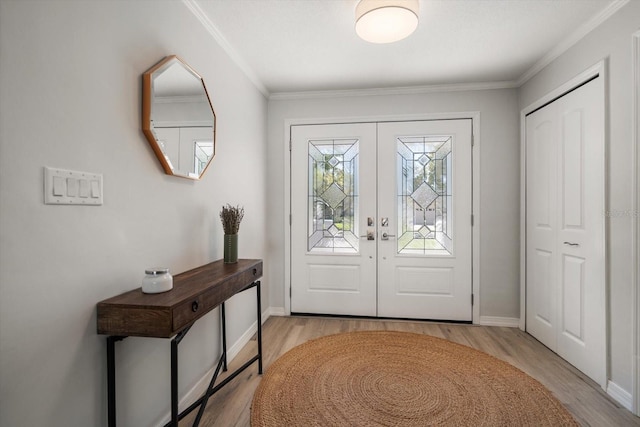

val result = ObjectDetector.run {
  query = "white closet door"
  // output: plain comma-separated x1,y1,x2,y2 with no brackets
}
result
526,76,606,388
526,102,559,350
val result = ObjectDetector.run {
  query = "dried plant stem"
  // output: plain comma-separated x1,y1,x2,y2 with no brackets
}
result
220,204,244,234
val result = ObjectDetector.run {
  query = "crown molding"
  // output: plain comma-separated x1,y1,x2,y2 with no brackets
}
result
269,80,518,101
182,0,269,97
184,0,628,101
516,0,629,86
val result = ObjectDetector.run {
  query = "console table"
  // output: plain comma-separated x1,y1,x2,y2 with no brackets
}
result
97,259,263,427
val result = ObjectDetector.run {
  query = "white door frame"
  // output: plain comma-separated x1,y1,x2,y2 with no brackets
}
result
284,112,481,323
632,30,640,416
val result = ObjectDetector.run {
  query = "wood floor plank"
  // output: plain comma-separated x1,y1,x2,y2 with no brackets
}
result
181,316,639,427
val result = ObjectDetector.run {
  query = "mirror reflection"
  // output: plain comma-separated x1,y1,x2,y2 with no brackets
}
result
142,55,216,179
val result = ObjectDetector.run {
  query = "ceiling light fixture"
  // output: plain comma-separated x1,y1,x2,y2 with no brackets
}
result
355,0,419,44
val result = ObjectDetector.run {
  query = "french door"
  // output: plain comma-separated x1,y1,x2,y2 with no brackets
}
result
290,123,377,316
377,121,472,320
290,119,473,321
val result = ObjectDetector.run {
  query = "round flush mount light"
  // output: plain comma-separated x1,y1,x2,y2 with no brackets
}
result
355,0,419,44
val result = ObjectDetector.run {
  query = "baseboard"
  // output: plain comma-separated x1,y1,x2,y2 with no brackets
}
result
267,306,286,317
478,316,520,328
607,380,633,411
153,306,273,426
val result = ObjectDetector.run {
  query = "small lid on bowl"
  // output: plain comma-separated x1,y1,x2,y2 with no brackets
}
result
145,267,170,275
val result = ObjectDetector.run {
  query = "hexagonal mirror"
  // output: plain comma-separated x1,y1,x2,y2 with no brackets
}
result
142,55,216,180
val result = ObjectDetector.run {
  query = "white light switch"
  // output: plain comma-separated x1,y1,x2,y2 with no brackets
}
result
44,167,103,205
66,178,78,197
52,176,65,196
79,179,90,198
90,180,100,198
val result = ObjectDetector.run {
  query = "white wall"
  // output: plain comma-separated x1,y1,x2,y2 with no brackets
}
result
0,1,268,426
518,0,639,399
267,88,520,320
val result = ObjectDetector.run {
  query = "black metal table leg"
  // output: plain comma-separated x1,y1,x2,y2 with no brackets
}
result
256,280,263,374
171,337,179,426
221,302,227,371
107,336,125,427
107,337,116,427
170,327,191,426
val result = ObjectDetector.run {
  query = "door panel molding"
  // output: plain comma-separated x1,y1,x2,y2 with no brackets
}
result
284,112,480,323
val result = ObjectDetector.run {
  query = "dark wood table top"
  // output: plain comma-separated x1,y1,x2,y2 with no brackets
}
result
97,259,263,338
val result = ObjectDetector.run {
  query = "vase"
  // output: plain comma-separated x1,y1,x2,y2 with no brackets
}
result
224,234,238,264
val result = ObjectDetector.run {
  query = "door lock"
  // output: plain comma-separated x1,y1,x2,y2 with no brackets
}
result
360,230,375,240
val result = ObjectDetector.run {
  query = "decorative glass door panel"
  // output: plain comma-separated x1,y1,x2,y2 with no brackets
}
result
378,120,472,321
397,136,452,255
308,139,359,253
291,123,377,317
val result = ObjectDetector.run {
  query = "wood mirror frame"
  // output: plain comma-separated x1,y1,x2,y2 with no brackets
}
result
142,55,216,180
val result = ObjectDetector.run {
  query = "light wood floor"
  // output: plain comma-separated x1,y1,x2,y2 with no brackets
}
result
181,316,639,426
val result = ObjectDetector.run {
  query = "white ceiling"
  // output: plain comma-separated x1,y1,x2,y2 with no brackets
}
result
189,0,622,96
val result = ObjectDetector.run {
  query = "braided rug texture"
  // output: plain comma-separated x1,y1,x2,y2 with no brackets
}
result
251,331,578,427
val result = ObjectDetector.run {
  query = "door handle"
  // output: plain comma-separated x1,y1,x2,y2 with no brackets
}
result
360,230,375,240
563,241,579,247
381,232,396,240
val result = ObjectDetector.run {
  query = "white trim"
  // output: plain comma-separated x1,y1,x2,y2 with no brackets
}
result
521,61,606,115
226,315,264,361
632,29,640,417
519,103,527,331
516,0,629,86
479,316,520,328
270,81,517,101
284,121,292,316
471,116,481,325
520,59,608,384
267,306,286,317
607,380,634,412
284,112,481,324
181,0,269,97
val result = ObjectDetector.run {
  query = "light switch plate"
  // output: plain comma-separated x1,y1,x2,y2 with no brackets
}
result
44,167,103,205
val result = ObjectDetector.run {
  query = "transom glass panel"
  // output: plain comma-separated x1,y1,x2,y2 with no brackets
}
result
397,136,453,254
308,139,359,253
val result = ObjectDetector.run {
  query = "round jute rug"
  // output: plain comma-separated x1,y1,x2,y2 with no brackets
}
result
251,331,578,427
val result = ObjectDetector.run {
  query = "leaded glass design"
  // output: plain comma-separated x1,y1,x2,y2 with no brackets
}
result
308,139,359,253
397,136,453,254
